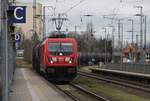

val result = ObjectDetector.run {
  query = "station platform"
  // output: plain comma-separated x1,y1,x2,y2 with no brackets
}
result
9,68,71,101
91,68,150,80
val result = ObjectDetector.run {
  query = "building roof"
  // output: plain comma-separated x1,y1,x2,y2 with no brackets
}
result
123,44,140,53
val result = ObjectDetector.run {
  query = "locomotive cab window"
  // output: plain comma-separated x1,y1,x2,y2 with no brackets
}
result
48,42,73,55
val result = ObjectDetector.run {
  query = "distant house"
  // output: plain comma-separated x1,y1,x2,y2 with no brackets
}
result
123,44,142,63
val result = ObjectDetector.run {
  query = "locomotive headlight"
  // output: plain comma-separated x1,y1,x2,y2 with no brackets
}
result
65,57,72,64
69,60,72,64
52,57,57,62
65,57,73,63
49,58,54,63
50,61,53,64
69,58,73,64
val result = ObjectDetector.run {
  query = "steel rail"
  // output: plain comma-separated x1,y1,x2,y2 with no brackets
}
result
78,71,150,93
39,70,109,101
55,83,109,101
40,75,80,101
69,83,109,101
54,84,80,101
80,71,150,88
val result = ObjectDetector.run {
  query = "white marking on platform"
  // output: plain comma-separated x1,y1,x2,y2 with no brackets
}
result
22,69,40,101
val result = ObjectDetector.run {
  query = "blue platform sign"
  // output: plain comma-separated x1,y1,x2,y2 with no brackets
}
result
8,6,26,24
15,34,21,42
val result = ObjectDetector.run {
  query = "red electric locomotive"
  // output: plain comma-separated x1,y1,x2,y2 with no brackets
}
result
33,34,78,82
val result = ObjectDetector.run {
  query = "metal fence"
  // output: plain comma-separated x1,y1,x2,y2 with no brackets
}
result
102,63,150,74
0,0,16,101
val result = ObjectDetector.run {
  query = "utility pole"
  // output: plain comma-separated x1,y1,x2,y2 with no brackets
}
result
103,15,123,49
105,28,107,64
144,15,147,48
111,26,115,63
106,26,115,63
117,20,124,64
140,6,143,48
84,14,93,37
135,6,143,48
118,19,124,50
34,6,55,39
103,16,125,64
128,19,134,44
118,20,121,49
143,15,147,65
121,23,123,65
136,34,139,47
127,19,134,62
75,25,77,34
106,34,109,63
134,6,145,62
102,27,107,64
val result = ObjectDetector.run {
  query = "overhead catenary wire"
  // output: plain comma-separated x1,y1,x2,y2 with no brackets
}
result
63,0,85,14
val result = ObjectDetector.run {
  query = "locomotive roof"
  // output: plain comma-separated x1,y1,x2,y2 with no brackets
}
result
46,38,76,41
40,38,76,46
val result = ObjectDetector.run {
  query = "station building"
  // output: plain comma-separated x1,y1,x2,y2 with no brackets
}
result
15,2,42,40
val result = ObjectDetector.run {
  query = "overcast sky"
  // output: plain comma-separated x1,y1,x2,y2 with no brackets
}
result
17,0,150,44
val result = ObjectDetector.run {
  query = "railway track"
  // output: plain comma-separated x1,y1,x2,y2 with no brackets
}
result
54,83,109,101
40,70,108,101
78,71,150,93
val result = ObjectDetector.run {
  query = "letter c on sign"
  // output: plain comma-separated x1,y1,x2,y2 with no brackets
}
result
14,7,23,20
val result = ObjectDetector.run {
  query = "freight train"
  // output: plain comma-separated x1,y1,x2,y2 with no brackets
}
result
32,34,78,82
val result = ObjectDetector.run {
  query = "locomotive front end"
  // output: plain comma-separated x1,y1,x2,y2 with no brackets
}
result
45,38,77,81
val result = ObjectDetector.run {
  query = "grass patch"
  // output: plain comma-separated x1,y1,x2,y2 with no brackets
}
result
79,65,97,72
74,76,150,101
